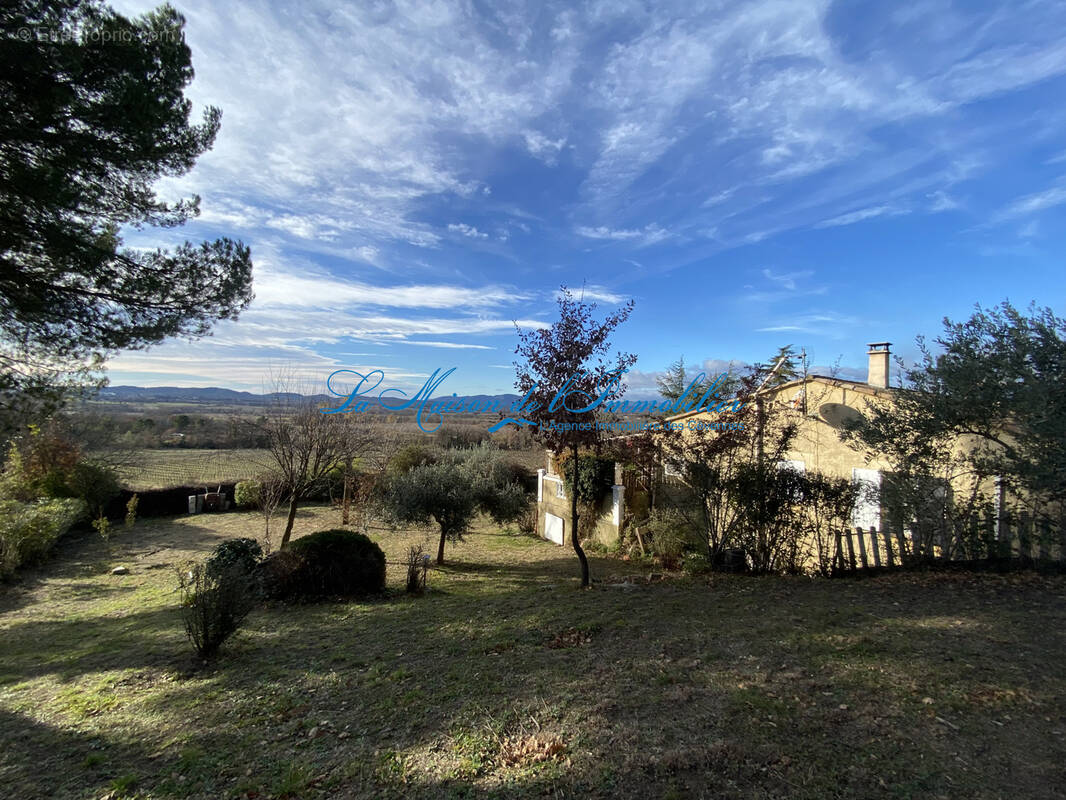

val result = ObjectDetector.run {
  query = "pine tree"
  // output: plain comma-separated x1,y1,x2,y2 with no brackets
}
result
753,345,800,389
0,1,253,434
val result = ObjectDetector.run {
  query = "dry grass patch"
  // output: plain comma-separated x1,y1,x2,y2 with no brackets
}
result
498,733,567,767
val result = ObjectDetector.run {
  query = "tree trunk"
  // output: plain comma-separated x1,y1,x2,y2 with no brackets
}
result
341,465,352,526
570,444,590,587
280,495,299,548
436,527,447,565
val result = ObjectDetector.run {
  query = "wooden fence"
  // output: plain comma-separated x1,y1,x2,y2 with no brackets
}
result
832,510,1066,573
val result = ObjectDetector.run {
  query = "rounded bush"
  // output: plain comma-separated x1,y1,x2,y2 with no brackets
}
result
262,529,386,601
256,549,305,601
206,537,263,577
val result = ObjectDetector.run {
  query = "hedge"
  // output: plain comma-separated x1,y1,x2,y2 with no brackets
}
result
0,498,86,579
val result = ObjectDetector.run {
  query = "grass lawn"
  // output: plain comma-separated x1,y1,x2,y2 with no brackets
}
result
1,507,1065,799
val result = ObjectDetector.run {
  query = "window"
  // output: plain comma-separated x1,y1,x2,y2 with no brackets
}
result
852,468,882,529
777,460,806,501
555,480,565,499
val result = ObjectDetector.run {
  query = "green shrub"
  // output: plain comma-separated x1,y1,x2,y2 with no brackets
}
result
206,537,263,578
643,508,700,570
325,463,347,497
262,529,386,601
256,549,304,600
124,494,139,529
517,501,537,536
0,433,80,501
0,434,121,516
0,498,86,579
234,480,262,509
449,445,532,522
178,562,257,658
379,461,478,565
64,461,121,519
388,444,437,476
681,552,712,575
91,515,111,542
556,453,615,507
405,544,429,594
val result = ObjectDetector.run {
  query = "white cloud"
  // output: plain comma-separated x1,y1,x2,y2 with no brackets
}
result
523,130,567,164
927,190,962,212
447,222,489,239
621,358,749,398
701,190,735,209
743,269,826,304
224,307,548,349
756,312,858,336
814,205,907,228
553,285,626,304
251,261,525,310
119,0,585,254
761,269,814,291
575,224,671,246
97,0,1066,391
998,184,1066,219
106,341,426,392
106,0,1066,258
394,341,494,350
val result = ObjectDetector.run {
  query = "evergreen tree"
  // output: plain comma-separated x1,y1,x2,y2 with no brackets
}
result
0,1,254,434
753,345,800,389
656,356,690,402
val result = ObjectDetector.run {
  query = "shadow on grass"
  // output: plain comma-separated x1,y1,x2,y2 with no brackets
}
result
101,572,1066,799
3,515,1066,799
0,708,153,800
0,604,189,684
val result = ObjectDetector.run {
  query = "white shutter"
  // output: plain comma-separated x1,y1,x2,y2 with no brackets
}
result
852,468,881,528
544,513,565,545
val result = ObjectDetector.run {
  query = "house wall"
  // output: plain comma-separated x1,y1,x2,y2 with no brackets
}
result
673,378,895,529
673,376,1035,529
776,381,893,479
676,378,892,478
773,381,1018,509
536,463,624,548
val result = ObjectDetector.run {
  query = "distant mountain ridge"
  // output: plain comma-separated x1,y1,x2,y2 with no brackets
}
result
97,385,524,409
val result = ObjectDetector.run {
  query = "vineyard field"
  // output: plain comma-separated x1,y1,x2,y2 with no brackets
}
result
116,449,271,490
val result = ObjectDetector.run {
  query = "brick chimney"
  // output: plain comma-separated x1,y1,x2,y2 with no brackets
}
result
866,342,891,388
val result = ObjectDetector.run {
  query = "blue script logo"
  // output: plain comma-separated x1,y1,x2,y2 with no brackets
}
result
319,367,745,433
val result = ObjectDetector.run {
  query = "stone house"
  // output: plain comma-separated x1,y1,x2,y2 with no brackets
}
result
534,343,901,547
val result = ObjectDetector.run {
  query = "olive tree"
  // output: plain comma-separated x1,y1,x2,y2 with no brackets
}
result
380,447,528,564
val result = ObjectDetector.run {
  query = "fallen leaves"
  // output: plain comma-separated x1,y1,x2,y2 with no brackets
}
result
547,628,592,649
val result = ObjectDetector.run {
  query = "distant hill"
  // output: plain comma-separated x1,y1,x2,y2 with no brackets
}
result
98,385,315,405
97,385,523,410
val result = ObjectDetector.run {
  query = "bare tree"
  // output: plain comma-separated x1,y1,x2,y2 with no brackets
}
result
254,375,375,548
253,472,286,553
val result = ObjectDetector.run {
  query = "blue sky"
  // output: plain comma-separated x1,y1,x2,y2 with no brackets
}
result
106,0,1066,396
